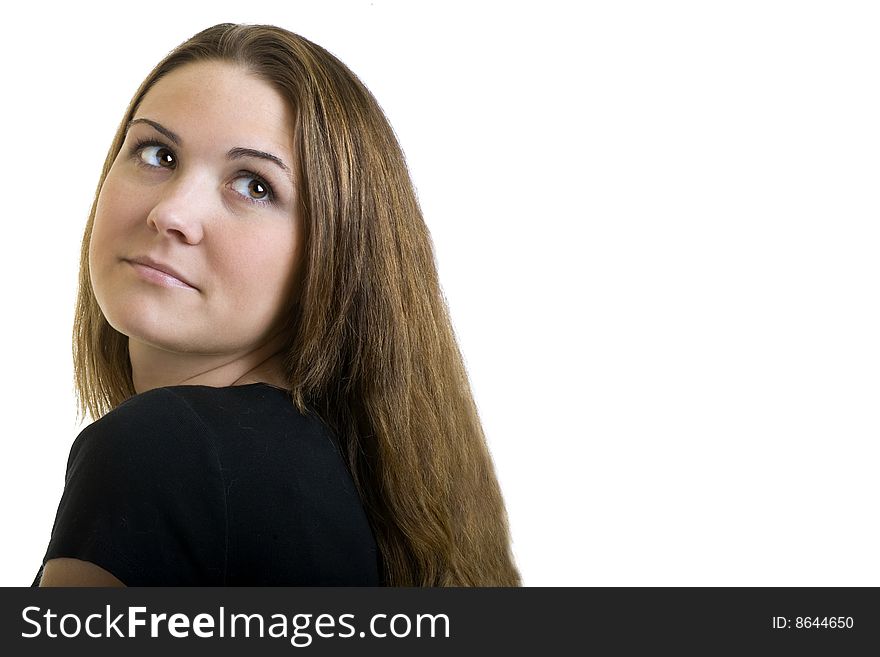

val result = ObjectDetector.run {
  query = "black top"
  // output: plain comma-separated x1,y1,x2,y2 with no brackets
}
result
31,383,380,586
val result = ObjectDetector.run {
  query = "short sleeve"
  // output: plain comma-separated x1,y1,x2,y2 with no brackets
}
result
34,389,227,586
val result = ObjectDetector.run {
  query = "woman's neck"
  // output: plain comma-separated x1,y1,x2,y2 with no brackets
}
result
128,332,290,394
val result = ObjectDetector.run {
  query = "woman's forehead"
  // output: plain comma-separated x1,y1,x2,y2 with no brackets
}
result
135,60,295,151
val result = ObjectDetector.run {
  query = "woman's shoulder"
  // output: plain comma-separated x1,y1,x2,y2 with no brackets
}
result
56,384,376,586
85,383,330,443
77,383,344,477
68,386,225,481
154,383,341,455
74,386,211,455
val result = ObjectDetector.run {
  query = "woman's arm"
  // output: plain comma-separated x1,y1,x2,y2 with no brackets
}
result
39,558,126,587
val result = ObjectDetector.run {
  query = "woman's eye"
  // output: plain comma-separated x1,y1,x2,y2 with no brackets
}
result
138,144,176,168
231,175,272,202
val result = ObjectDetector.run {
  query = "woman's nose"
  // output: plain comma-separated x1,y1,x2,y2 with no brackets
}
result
145,172,211,244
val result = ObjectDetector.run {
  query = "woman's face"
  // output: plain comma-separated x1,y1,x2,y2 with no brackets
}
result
89,60,302,357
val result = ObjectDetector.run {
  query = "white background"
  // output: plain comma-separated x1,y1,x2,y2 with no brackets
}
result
2,0,878,586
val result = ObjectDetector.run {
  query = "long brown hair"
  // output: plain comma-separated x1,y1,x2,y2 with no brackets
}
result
73,23,521,586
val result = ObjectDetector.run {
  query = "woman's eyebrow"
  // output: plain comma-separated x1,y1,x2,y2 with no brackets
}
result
128,117,181,145
227,147,292,176
126,117,293,177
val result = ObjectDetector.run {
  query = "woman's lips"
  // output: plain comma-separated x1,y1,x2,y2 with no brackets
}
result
128,260,198,290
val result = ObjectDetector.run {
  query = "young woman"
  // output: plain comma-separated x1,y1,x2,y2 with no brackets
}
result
33,23,521,587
